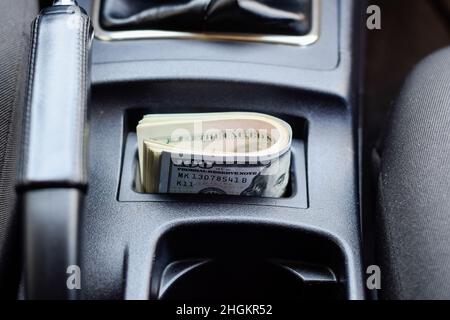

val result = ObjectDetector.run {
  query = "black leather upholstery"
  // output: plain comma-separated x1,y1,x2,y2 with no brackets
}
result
101,0,312,36
18,5,93,190
377,46,450,299
18,3,93,299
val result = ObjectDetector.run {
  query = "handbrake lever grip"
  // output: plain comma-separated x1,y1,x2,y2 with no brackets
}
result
20,3,92,188
17,1,93,299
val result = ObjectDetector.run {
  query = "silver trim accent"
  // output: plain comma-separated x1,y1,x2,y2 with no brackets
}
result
54,0,76,5
92,0,320,46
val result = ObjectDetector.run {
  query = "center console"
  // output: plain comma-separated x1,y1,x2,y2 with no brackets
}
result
76,0,366,300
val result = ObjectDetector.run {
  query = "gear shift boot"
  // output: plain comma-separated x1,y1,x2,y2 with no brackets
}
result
101,0,313,36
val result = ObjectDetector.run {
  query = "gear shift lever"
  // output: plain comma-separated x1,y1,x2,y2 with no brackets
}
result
17,0,93,299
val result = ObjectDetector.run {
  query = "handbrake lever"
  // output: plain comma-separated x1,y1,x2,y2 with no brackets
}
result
17,0,93,299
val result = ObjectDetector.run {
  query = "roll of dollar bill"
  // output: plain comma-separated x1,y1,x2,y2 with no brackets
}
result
136,112,292,198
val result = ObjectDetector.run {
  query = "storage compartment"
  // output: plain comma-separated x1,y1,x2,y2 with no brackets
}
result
118,108,309,208
150,223,346,299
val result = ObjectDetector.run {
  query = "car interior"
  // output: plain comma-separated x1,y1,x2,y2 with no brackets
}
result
0,0,450,301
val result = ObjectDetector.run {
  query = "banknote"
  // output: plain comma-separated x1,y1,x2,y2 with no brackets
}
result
136,112,292,198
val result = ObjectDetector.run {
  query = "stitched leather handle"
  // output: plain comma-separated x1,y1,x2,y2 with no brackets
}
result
19,3,93,300
18,4,92,190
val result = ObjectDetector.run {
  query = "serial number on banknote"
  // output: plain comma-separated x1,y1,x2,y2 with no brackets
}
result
176,172,253,184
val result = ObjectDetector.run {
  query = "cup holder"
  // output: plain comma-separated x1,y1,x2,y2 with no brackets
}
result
150,223,347,300
159,259,338,300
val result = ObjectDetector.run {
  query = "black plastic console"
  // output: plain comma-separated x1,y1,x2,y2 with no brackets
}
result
77,0,366,300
